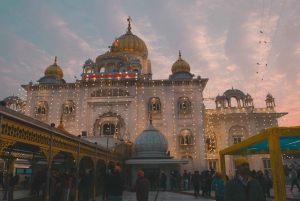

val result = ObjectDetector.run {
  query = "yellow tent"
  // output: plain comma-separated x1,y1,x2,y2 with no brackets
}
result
219,126,300,201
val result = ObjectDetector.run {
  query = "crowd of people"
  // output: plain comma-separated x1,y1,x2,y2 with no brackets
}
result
1,158,300,201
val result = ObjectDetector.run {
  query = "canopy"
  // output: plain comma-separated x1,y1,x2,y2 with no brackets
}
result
219,126,300,201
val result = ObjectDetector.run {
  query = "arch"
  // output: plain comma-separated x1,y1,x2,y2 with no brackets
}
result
35,101,48,115
93,112,125,138
148,97,161,116
230,97,238,107
179,129,193,146
181,155,194,173
97,62,105,73
62,100,75,115
178,96,191,116
84,66,93,73
206,130,216,153
117,62,125,70
105,62,116,72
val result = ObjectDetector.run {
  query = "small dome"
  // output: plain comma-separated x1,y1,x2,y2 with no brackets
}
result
84,58,94,65
223,87,246,98
3,95,23,105
135,123,168,156
171,51,190,74
112,17,148,58
45,57,63,79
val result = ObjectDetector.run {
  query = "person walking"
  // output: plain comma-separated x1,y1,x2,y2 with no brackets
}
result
290,167,300,191
191,171,200,197
212,172,224,201
160,171,167,192
127,170,149,201
107,166,125,201
224,157,265,201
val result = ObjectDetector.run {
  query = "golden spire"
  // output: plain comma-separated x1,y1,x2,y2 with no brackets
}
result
54,56,57,66
178,50,183,61
126,16,132,34
57,114,66,132
59,114,63,125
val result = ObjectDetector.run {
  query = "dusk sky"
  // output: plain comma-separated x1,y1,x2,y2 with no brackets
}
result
0,1,299,126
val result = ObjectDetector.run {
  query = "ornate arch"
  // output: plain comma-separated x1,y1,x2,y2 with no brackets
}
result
93,112,125,138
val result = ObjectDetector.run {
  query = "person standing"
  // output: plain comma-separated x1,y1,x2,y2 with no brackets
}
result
61,172,73,201
263,170,271,197
182,170,189,190
160,171,167,192
0,170,4,190
107,166,125,201
81,170,92,201
224,157,265,201
103,169,111,201
149,172,156,191
212,172,224,201
256,170,267,201
290,167,300,191
127,170,149,201
191,171,200,197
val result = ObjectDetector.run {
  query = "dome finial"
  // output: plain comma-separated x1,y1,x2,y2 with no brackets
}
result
126,16,132,34
54,56,57,65
178,50,182,61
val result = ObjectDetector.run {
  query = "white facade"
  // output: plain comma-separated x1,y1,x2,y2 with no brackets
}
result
18,17,287,176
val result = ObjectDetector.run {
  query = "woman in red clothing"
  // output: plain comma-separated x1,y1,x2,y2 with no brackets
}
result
61,172,73,201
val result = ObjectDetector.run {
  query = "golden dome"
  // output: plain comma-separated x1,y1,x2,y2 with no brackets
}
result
112,17,148,58
45,56,64,79
96,52,128,63
171,51,190,74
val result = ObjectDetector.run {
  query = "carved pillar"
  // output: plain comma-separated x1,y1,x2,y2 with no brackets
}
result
40,134,59,201
72,142,83,201
2,146,14,201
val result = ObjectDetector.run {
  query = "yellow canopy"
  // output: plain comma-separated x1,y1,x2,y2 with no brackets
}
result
219,126,300,201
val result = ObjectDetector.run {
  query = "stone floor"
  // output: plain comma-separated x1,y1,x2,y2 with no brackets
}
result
0,185,299,201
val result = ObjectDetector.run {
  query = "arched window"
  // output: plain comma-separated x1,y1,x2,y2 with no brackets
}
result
62,100,75,115
179,129,193,146
148,97,161,116
35,101,48,115
101,123,120,137
178,96,191,115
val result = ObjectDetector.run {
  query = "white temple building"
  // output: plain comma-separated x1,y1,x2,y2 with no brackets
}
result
3,17,287,180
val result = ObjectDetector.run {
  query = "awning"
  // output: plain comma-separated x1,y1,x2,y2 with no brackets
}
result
125,158,189,165
219,126,300,201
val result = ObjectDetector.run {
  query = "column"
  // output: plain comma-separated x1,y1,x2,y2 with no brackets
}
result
268,128,286,201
